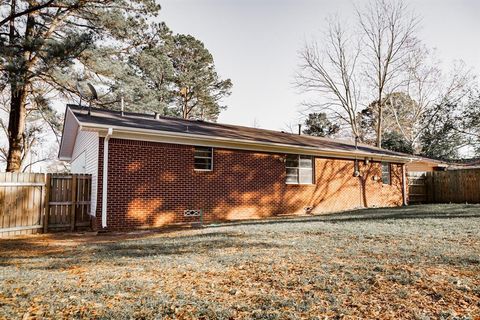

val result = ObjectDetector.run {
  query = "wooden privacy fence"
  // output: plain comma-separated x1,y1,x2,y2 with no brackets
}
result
0,173,45,237
426,169,480,204
0,173,92,237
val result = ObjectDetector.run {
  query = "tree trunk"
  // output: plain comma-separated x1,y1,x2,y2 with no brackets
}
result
182,88,188,119
376,73,384,148
6,4,34,172
376,100,383,148
6,84,28,172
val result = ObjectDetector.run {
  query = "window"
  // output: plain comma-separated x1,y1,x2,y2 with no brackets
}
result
286,154,314,184
381,162,391,184
194,147,213,170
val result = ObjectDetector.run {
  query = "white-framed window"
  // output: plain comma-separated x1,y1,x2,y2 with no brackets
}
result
194,146,213,171
286,154,314,184
381,162,391,184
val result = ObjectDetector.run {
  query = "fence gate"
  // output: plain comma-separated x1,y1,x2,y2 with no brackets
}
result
0,173,92,237
407,172,428,204
45,174,92,232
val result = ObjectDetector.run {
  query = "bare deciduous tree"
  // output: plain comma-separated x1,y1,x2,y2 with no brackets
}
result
357,0,420,147
296,18,362,138
381,46,473,149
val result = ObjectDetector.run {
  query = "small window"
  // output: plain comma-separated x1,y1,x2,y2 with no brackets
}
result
381,162,391,184
194,147,213,171
286,154,314,184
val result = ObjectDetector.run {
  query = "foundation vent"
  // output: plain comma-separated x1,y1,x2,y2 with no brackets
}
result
184,209,201,217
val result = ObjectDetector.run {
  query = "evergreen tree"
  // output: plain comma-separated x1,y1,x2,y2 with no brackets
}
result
168,34,232,121
302,113,340,137
0,0,159,171
103,23,176,115
419,102,465,160
90,25,232,121
359,92,419,148
460,92,480,156
381,131,414,154
1,2,232,171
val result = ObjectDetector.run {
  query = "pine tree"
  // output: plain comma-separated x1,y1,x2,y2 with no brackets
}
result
168,34,232,121
419,102,465,160
0,0,159,171
302,113,340,137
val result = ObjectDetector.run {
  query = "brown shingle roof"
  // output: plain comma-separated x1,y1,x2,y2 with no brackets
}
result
68,105,411,160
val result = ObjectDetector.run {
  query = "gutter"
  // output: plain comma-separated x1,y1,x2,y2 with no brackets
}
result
101,128,113,228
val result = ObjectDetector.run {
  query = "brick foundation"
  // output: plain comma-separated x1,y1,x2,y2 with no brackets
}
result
95,138,404,230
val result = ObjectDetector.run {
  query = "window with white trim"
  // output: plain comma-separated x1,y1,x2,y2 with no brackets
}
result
286,154,314,184
194,147,213,170
381,162,391,184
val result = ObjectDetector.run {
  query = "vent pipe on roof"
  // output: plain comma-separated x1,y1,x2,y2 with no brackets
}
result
298,124,302,135
154,112,161,120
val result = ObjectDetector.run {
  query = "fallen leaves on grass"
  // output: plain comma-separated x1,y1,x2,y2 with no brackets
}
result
0,204,479,319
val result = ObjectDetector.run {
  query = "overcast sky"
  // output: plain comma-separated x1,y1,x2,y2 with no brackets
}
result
159,0,480,131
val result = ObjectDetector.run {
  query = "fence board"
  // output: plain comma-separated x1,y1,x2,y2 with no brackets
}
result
407,172,428,204
0,173,92,237
0,173,45,237
46,174,91,232
424,169,480,204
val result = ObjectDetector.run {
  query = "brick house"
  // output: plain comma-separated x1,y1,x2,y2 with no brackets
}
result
59,105,412,230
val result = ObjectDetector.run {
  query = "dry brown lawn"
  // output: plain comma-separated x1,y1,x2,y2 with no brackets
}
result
1,204,479,319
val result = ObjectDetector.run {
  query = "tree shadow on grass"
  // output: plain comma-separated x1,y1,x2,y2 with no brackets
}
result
93,237,285,260
319,203,480,222
0,227,217,258
1,204,479,269
206,204,480,229
0,231,288,269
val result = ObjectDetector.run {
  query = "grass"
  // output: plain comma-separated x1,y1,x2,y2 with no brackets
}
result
0,204,479,319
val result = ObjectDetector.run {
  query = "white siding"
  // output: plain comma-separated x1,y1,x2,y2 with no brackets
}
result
71,130,99,216
71,151,86,173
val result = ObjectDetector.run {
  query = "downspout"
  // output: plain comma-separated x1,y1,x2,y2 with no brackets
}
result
401,163,408,206
102,128,113,228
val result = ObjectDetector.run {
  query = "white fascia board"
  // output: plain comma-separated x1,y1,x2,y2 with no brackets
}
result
58,108,82,160
81,123,413,163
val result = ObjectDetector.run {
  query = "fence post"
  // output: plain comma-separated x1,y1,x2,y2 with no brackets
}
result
430,172,434,203
70,175,77,231
402,164,408,205
43,174,51,233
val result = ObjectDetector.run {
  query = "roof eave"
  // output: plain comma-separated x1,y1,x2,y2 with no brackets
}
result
58,107,81,160
79,122,412,163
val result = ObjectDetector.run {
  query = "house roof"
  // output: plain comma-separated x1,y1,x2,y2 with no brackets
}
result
59,105,414,162
444,158,480,170
407,156,480,170
407,156,449,166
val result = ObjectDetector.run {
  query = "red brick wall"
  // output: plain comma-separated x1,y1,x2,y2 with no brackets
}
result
95,138,404,230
